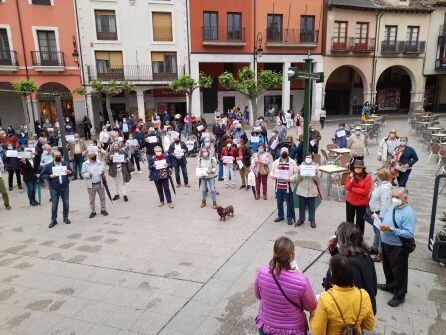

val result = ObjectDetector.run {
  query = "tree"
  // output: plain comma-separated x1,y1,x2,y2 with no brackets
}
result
219,66,282,124
170,73,213,130
12,79,37,135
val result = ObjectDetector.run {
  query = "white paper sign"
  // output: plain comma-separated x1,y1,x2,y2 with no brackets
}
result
275,170,289,180
336,130,346,137
201,132,210,139
47,127,54,132
24,147,36,153
373,217,382,230
186,141,195,151
127,139,138,146
117,137,123,142
52,165,67,176
223,156,234,164
197,125,204,132
174,149,184,158
17,151,32,159
87,145,98,153
300,165,317,177
155,159,167,170
270,139,278,150
113,154,125,163
310,139,317,147
175,113,181,120
65,135,75,142
195,167,208,177
147,136,158,143
251,136,260,143
233,139,239,145
6,150,18,158
237,160,244,169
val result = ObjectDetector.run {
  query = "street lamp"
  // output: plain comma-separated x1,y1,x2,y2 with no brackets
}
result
72,35,80,68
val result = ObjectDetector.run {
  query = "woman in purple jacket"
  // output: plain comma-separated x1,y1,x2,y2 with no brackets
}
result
255,236,317,335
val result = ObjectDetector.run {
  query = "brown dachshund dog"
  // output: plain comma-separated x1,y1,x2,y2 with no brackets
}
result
216,205,234,221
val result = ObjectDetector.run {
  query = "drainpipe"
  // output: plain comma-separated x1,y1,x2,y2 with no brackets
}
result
73,0,85,85
371,10,383,104
185,0,191,74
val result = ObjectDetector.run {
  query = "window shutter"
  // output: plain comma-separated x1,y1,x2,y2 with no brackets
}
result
152,12,173,41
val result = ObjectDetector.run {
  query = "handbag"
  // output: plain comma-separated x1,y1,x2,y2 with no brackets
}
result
392,208,416,253
126,160,135,173
259,165,269,176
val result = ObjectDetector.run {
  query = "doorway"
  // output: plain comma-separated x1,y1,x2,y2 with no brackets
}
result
223,96,235,115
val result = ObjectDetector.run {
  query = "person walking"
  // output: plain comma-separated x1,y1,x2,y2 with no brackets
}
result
376,188,416,307
254,236,317,335
168,135,190,188
66,133,87,180
106,142,131,202
378,129,399,166
197,147,218,208
81,151,108,218
391,136,418,188
125,135,141,174
251,143,270,200
347,127,366,169
309,124,321,154
294,153,320,228
310,255,375,335
319,106,327,129
3,145,22,190
149,146,174,208
365,168,393,262
0,156,11,210
120,117,130,141
270,147,299,225
20,155,39,206
345,160,372,234
326,222,378,314
236,138,251,190
40,151,73,228
221,139,236,188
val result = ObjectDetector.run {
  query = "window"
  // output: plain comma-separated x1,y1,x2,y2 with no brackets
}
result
203,12,218,40
37,30,58,65
227,13,241,40
151,52,177,80
267,14,283,41
0,28,12,65
384,25,397,44
300,15,315,42
152,12,173,42
95,51,123,79
407,26,419,44
95,10,117,40
31,0,52,5
355,22,369,47
333,21,347,48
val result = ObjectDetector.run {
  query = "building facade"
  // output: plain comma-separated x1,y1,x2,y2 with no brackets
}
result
0,0,84,130
189,0,324,125
75,0,188,130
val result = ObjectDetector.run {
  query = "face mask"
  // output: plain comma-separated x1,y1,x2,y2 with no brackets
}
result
7,146,12,150
55,156,62,162
310,128,314,132
237,144,241,148
202,152,209,158
392,198,403,207
355,131,361,136
305,158,312,164
281,153,288,159
227,144,231,148
354,168,363,175
400,141,406,146
167,131,172,136
66,119,69,122
259,148,265,153
91,156,97,162
75,138,79,142
129,137,133,140
155,152,162,157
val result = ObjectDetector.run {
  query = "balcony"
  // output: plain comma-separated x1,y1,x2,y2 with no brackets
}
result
265,28,319,47
96,31,118,41
435,59,446,70
87,65,179,83
0,50,19,72
331,37,375,52
381,41,425,54
202,26,246,46
31,51,65,71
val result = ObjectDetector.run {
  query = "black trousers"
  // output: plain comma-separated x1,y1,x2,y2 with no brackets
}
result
154,179,172,203
382,242,409,299
8,170,22,188
130,153,141,171
84,126,91,140
346,201,366,234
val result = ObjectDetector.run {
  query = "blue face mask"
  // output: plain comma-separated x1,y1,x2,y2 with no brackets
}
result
155,152,162,157
259,148,265,153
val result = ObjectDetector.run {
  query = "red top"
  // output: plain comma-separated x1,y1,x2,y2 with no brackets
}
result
221,146,236,165
345,173,372,206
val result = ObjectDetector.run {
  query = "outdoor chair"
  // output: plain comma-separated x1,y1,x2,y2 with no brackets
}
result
313,153,322,165
368,128,379,144
427,142,442,164
321,149,336,165
328,172,349,202
422,132,433,150
337,154,353,169
326,143,337,151
436,149,446,175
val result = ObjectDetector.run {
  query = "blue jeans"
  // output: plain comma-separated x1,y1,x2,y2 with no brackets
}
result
50,187,69,221
154,179,172,203
173,158,189,185
71,154,84,179
397,170,411,187
218,160,224,181
201,177,216,202
25,181,37,204
298,196,315,222
276,188,293,220
364,211,382,252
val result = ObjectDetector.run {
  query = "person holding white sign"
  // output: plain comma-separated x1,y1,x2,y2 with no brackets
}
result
125,135,141,174
149,146,174,208
82,151,108,218
220,139,236,188
106,142,131,202
309,124,321,154
270,147,299,225
251,143,270,200
3,144,22,191
236,138,252,190
168,135,190,188
66,133,87,180
40,151,73,228
197,148,218,208
334,123,350,148
294,153,320,228
20,155,39,206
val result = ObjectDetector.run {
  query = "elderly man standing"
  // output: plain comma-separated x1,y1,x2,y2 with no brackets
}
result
66,133,87,180
375,188,416,307
0,156,11,210
82,151,108,218
347,126,366,169
378,129,400,166
40,151,73,228
168,135,189,187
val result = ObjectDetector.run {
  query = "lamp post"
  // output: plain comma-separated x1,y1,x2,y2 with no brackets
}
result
253,32,263,81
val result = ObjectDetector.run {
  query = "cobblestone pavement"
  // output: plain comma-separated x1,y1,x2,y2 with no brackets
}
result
0,116,445,335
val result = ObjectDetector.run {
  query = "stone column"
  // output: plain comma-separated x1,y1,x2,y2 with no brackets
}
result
85,93,96,134
190,60,201,117
282,61,291,112
136,88,145,121
312,61,324,120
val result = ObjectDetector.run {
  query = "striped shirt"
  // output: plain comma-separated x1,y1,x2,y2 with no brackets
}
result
277,160,290,189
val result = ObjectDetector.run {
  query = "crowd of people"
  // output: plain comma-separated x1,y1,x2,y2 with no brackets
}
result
0,106,420,334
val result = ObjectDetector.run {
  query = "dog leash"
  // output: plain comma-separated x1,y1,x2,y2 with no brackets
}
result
302,248,329,273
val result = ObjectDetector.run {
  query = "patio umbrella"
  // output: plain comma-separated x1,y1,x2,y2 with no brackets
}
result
101,175,113,202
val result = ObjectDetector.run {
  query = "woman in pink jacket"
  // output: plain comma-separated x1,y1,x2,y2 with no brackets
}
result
255,236,317,335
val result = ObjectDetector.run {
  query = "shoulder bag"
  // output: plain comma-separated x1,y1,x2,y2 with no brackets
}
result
392,208,416,253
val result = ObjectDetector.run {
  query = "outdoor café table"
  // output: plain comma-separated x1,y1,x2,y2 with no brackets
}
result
427,127,443,133
361,123,374,130
417,121,434,126
318,164,350,197
417,115,436,121
432,133,446,142
329,148,351,155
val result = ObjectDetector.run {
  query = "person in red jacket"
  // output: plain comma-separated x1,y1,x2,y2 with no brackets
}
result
345,160,372,234
220,138,237,188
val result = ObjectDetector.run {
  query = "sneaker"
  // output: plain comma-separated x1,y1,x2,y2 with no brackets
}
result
49,220,57,228
387,296,405,307
263,195,268,200
8,187,12,191
101,210,109,216
246,186,250,191
224,185,229,188
5,205,11,210
89,212,96,218
177,184,181,188
123,195,128,202
30,202,38,207
138,171,142,174
63,218,71,225
112,195,120,201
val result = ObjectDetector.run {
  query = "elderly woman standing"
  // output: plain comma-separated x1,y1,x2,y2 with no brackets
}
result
149,146,174,208
255,236,317,335
106,142,131,202
251,143,270,200
197,147,218,208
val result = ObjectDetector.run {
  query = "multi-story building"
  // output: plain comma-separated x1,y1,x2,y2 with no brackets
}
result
424,0,446,112
0,0,84,129
189,0,324,124
76,0,188,129
324,0,432,115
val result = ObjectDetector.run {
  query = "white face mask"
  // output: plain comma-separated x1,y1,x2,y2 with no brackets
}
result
400,141,407,146
202,152,209,158
227,144,231,148
392,198,403,207
305,158,312,164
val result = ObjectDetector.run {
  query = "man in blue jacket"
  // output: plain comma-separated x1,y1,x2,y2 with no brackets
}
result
40,151,73,228
168,135,189,187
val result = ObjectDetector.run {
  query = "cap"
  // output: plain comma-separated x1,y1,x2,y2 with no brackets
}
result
353,160,366,169
280,147,289,154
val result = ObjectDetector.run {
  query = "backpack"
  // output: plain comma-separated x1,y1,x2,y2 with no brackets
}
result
327,289,362,335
